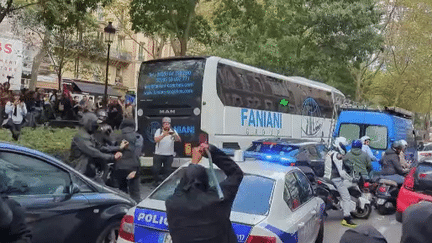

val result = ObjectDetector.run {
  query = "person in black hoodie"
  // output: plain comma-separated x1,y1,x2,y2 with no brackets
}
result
0,196,32,243
113,119,143,202
380,141,408,184
401,201,432,243
165,143,244,243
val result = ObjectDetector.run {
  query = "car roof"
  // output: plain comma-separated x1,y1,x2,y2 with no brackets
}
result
250,138,323,146
0,142,63,163
181,157,297,180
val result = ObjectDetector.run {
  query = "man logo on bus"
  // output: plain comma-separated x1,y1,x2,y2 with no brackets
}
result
146,121,161,143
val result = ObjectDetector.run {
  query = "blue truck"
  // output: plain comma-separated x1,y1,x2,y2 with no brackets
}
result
333,107,417,171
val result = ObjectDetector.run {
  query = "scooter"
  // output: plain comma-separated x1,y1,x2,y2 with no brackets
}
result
315,176,372,219
375,178,401,215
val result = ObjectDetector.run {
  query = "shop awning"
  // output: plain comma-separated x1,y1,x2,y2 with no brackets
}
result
65,80,123,97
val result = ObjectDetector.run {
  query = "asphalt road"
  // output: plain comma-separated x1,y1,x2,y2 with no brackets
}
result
324,208,402,243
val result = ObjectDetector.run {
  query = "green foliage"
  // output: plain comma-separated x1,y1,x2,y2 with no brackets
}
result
129,0,211,56
366,0,432,113
0,127,77,163
210,0,384,97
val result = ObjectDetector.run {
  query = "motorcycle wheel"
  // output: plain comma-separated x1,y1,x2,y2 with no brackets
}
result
351,204,372,219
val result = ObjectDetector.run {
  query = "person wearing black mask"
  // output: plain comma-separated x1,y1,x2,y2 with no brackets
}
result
165,143,244,243
70,113,123,181
0,196,32,243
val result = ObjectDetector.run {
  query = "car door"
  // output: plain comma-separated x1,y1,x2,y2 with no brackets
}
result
283,171,319,243
0,150,93,243
293,170,321,242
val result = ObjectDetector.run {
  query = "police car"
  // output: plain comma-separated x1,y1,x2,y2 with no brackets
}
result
117,157,325,243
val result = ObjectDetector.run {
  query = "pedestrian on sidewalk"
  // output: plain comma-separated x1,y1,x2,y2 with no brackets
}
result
3,92,27,141
165,143,244,243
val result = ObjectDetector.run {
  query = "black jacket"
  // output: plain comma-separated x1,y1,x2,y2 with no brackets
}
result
0,196,31,243
165,145,244,243
70,113,115,175
115,120,142,171
401,201,432,243
380,148,405,176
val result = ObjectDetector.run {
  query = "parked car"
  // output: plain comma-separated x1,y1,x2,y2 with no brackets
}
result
0,142,136,243
117,158,326,243
417,142,432,162
395,159,432,222
243,138,327,179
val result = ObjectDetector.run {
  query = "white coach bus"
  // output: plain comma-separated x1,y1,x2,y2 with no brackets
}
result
136,56,345,166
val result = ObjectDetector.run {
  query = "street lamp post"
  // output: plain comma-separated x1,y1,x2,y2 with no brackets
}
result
103,21,116,108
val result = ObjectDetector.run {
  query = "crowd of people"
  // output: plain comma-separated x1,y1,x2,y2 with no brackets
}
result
0,82,135,141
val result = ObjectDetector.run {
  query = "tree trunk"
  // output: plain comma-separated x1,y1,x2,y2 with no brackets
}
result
29,33,50,91
355,68,362,102
179,37,187,56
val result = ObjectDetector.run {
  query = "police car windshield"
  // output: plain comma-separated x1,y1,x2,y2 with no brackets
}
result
150,168,275,216
246,142,298,154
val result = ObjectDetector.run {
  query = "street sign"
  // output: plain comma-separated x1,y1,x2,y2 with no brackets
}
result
0,37,24,90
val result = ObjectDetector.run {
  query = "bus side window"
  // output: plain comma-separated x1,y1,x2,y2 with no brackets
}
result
265,100,274,111
232,93,243,107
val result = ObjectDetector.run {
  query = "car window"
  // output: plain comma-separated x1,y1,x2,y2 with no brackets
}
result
293,170,314,204
0,151,71,196
365,126,387,150
246,143,298,155
70,173,93,193
150,168,275,216
316,144,327,158
414,163,432,191
283,172,301,211
339,124,360,144
423,145,432,151
307,146,320,160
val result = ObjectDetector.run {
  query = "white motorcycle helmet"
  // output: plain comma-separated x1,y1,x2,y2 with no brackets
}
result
400,139,408,148
333,137,349,155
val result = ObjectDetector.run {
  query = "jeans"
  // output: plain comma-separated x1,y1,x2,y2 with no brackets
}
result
113,169,141,202
152,154,173,183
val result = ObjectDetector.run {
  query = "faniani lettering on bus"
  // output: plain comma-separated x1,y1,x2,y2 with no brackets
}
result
173,126,195,135
241,109,282,129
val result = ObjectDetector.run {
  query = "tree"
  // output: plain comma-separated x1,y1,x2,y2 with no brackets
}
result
210,0,384,97
129,0,211,56
10,0,111,91
366,0,432,115
0,0,37,24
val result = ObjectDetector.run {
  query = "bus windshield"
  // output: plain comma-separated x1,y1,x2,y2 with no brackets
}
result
137,58,205,105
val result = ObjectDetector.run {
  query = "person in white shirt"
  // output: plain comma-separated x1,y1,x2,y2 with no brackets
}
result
360,136,378,161
152,117,181,185
3,92,27,141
